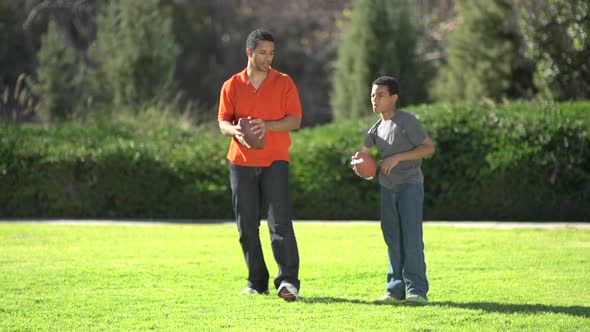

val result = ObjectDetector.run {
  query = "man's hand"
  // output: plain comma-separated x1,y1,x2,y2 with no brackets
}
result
233,122,251,148
248,117,266,140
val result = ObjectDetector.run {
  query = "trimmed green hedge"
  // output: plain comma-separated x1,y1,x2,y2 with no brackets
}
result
0,125,230,219
1,101,588,221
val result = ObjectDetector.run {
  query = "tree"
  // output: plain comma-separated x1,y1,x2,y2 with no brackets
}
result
34,20,82,120
331,0,421,121
432,0,535,102
519,0,590,100
23,0,100,68
91,0,178,110
168,2,218,117
0,1,29,86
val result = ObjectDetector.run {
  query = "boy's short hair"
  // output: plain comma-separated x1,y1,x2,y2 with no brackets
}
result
246,29,274,50
372,76,400,96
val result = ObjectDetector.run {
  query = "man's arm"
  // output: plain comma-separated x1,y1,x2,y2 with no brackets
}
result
248,115,301,138
219,120,252,148
265,115,301,132
219,120,237,137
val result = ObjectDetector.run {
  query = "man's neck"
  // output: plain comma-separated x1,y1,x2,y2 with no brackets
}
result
246,63,269,82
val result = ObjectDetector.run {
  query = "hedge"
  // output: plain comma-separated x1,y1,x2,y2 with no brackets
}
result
1,101,588,221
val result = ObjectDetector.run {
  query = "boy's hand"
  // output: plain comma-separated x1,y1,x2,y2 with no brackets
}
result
381,155,400,175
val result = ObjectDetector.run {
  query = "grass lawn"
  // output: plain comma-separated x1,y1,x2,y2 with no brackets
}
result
1,222,589,331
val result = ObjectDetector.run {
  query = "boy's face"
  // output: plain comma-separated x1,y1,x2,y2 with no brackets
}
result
247,40,275,73
371,84,397,114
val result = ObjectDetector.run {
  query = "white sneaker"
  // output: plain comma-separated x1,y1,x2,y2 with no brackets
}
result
277,282,299,302
239,287,269,295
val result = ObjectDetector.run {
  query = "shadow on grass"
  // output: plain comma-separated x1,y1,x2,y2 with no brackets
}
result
433,302,590,318
300,297,373,305
300,297,590,318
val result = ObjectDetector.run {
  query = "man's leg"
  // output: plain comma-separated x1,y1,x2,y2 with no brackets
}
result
260,161,300,291
398,183,428,299
380,186,406,299
230,163,269,292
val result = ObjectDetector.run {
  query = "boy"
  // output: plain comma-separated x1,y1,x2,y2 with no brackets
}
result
352,76,435,305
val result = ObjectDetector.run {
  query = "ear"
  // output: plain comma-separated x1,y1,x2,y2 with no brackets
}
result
246,48,253,57
391,94,399,104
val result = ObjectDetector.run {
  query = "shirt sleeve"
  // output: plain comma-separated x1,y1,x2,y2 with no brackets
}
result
218,79,235,123
283,76,303,118
364,123,378,148
405,114,428,146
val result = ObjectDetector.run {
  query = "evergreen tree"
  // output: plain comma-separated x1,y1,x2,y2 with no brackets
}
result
0,1,28,86
92,0,179,110
331,0,419,121
35,20,82,120
433,0,534,102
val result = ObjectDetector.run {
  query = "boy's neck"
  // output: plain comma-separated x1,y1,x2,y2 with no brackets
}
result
380,106,397,121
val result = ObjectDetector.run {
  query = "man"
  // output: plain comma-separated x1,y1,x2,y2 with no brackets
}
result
352,76,435,305
217,29,302,301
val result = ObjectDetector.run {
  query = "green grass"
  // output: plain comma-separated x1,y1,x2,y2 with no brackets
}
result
1,222,589,331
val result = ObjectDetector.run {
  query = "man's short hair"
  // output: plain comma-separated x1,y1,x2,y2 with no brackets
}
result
372,76,400,96
246,29,274,50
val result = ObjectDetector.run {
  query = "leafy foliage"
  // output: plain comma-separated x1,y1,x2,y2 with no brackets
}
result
433,0,535,102
92,0,179,110
0,1,27,86
34,21,82,120
30,0,179,121
519,0,590,100
1,102,588,221
331,0,421,121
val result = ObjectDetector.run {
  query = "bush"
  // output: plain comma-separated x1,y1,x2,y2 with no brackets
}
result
1,101,588,221
0,121,230,219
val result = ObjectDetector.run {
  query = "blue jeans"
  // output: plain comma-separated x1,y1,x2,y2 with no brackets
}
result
380,183,428,299
229,161,300,292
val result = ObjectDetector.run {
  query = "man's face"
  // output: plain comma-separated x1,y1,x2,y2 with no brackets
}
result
247,40,275,73
371,84,397,114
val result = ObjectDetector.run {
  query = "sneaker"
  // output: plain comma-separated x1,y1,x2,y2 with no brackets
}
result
277,282,299,302
374,293,403,304
239,287,269,295
403,294,428,306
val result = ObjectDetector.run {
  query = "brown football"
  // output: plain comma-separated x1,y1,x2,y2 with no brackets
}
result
351,152,377,180
237,117,265,150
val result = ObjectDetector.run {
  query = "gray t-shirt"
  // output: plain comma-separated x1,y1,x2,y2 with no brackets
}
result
364,110,428,188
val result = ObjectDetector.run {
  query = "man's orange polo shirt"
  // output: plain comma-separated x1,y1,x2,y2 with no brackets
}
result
218,68,302,167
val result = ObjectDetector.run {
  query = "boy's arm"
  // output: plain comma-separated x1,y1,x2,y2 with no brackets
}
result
381,137,435,175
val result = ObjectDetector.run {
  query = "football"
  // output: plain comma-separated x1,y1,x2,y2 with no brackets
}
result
350,152,377,180
237,117,265,150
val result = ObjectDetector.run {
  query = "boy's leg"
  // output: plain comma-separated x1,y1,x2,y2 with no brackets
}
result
398,183,429,299
260,161,300,291
380,186,406,299
230,163,269,292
